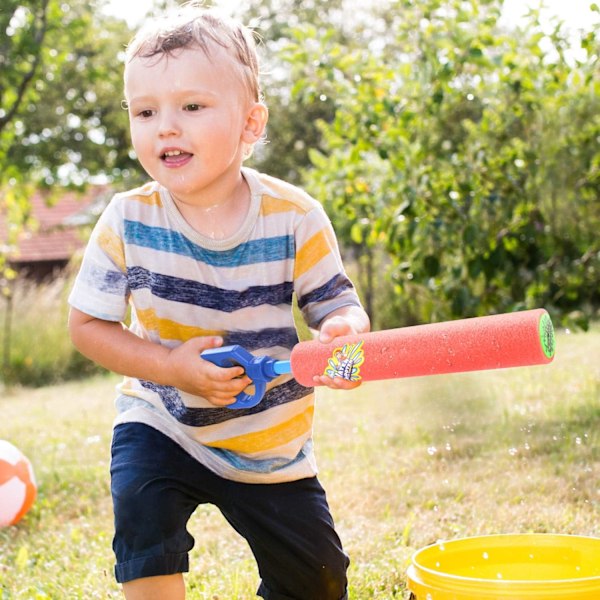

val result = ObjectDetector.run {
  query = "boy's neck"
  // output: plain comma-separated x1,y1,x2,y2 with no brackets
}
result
170,173,251,240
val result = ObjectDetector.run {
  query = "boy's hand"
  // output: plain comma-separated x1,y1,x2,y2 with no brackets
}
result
312,306,370,390
165,336,252,406
68,310,251,406
317,314,356,345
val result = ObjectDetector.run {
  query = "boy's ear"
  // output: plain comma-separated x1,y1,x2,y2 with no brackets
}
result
242,102,268,143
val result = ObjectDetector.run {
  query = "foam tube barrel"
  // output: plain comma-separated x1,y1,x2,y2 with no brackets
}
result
290,308,556,387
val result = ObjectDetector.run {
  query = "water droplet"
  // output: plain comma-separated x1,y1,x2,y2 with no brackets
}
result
482,552,489,560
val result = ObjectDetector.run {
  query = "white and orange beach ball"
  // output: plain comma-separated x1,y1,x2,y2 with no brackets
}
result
0,440,37,527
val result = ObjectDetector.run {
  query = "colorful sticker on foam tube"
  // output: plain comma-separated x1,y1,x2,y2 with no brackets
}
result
539,312,556,359
324,340,365,381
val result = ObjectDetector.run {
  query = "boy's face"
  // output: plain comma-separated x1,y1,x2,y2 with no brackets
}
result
124,45,255,204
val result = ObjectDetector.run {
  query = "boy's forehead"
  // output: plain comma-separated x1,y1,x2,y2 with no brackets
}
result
124,45,247,96
124,11,260,102
126,40,231,70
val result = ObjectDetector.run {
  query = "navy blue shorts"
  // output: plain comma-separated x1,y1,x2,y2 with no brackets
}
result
110,423,349,600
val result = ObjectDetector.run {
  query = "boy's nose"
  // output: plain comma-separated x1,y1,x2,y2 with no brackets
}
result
158,112,180,137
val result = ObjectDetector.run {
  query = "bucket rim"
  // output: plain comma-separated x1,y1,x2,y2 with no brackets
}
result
409,533,600,591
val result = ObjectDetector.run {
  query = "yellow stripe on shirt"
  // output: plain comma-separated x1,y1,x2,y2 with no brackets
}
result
135,308,224,341
96,225,126,272
205,404,315,454
260,195,303,216
294,228,330,278
129,188,163,206
258,176,316,212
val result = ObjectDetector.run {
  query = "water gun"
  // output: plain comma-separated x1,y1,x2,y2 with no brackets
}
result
201,308,555,409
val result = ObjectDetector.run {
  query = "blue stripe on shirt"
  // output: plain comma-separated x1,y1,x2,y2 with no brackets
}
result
80,262,128,296
139,378,311,427
224,328,299,351
297,272,355,309
124,220,294,266
206,438,314,474
127,266,294,312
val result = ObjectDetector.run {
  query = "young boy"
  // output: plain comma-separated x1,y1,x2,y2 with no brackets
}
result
68,5,369,600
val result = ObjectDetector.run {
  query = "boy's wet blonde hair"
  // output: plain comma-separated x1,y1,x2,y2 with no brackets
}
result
125,3,262,103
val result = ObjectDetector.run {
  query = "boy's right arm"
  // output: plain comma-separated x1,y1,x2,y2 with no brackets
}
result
68,307,251,406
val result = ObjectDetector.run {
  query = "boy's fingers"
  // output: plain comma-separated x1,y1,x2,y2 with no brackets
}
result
191,335,224,352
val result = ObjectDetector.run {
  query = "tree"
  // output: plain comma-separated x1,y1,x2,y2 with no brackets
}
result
231,0,351,182
1,1,136,193
0,1,141,378
281,0,600,327
1,1,139,289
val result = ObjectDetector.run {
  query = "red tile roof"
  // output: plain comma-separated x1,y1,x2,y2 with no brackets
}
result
0,186,111,264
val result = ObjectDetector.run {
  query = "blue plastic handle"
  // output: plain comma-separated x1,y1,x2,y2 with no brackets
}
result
201,345,290,409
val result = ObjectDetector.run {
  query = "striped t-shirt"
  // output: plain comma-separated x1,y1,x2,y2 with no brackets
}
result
69,167,362,483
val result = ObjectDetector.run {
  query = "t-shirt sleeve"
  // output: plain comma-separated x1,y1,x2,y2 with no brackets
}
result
68,197,130,322
293,205,362,329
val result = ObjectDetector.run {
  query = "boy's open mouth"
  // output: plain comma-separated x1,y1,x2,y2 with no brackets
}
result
161,149,193,163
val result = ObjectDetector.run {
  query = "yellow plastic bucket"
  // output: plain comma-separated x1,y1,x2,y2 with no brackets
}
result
406,534,600,599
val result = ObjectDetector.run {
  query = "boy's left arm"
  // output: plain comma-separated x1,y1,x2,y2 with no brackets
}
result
313,304,371,390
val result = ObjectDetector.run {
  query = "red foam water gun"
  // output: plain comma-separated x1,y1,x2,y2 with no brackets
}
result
201,308,556,409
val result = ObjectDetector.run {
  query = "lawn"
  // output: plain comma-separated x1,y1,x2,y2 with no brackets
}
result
1,324,599,598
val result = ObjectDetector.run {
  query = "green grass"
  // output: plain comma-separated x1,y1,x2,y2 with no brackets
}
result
0,277,103,387
0,325,599,598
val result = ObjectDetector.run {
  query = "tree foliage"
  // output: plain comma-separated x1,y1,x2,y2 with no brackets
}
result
0,0,137,289
281,0,600,327
1,1,136,191
233,0,350,182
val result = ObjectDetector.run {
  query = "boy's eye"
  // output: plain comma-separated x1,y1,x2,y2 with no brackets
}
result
137,109,154,118
185,103,202,111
